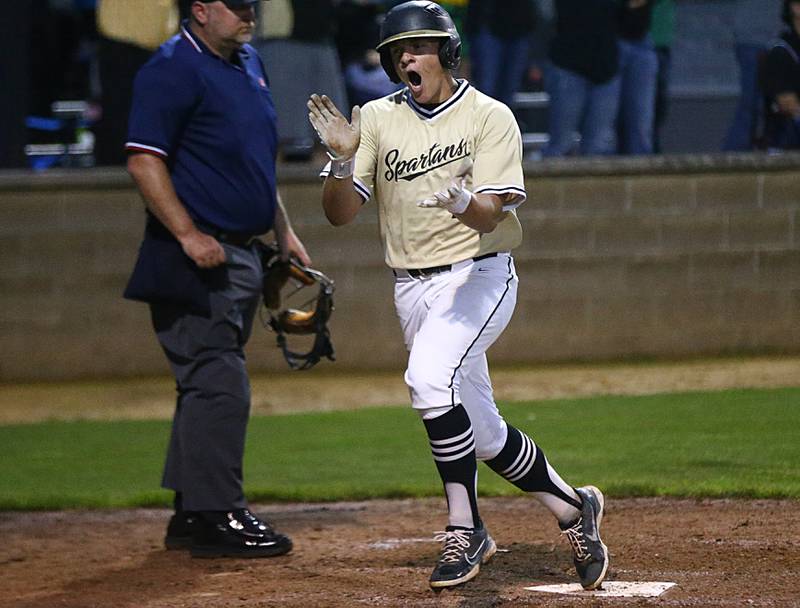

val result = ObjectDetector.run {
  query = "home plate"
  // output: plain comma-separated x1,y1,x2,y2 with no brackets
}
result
525,581,676,597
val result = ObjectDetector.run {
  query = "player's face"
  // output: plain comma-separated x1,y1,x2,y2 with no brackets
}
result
194,1,256,54
792,2,800,32
389,37,454,104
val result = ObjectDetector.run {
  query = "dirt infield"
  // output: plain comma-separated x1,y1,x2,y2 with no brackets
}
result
1,496,797,608
1,358,799,607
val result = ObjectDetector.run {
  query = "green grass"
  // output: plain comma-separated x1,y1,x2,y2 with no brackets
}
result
1,387,798,510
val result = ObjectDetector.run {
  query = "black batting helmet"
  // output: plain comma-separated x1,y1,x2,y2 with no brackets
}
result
376,1,461,84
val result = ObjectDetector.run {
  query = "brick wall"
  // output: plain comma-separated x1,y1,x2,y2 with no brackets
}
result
1,154,799,381
515,155,800,362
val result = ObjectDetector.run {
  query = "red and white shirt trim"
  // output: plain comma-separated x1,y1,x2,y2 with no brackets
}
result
125,142,168,158
181,25,203,54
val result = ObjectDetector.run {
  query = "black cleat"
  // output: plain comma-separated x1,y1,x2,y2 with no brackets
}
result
190,509,293,559
164,511,199,550
429,525,497,589
560,485,609,590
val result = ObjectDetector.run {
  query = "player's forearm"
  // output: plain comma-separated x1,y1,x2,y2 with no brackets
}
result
456,193,506,233
127,153,198,241
322,177,362,226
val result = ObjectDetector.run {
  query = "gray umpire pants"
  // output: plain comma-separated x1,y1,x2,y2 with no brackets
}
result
151,243,262,512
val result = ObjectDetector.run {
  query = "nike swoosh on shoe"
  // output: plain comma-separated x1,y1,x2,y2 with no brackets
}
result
465,539,486,565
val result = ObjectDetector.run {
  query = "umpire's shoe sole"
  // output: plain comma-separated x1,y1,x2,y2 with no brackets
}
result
190,518,293,559
190,539,293,558
190,533,293,558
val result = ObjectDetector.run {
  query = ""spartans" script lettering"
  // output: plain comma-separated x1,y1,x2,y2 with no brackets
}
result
383,139,470,182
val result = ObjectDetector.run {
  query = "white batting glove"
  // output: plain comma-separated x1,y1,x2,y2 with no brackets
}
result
307,94,361,161
418,180,473,215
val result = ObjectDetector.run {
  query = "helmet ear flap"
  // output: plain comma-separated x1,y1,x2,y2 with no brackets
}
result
438,37,461,71
380,48,401,83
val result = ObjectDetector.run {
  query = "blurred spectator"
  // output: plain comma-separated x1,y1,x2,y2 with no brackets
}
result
255,0,348,161
18,0,99,170
343,50,403,106
542,0,620,157
522,0,555,93
649,0,674,153
336,0,383,66
722,0,783,151
439,0,469,76
465,0,539,107
616,0,657,155
95,0,178,165
0,1,33,167
29,0,97,117
335,0,402,107
761,0,800,150
178,0,192,20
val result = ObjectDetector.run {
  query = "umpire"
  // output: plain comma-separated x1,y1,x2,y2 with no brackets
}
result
124,0,310,558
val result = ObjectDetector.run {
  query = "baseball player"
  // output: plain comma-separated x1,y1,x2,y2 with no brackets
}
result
308,0,609,591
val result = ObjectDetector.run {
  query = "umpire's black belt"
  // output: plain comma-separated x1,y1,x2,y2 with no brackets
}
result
196,222,259,247
394,252,500,278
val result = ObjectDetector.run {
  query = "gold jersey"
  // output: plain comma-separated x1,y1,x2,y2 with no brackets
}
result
324,80,526,269
97,0,178,51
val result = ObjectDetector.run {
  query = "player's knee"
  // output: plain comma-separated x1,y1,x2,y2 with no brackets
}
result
473,419,508,461
474,431,507,461
415,405,452,421
404,361,455,410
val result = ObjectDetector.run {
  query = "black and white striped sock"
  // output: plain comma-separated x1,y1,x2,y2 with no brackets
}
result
486,424,582,523
423,404,480,529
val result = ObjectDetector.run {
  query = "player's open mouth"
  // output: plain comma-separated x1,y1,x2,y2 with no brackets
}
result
407,70,422,89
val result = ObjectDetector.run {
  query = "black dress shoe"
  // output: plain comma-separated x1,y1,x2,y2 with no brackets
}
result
164,511,200,550
190,509,293,558
234,508,282,535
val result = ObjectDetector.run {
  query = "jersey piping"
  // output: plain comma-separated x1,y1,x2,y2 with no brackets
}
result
405,79,471,121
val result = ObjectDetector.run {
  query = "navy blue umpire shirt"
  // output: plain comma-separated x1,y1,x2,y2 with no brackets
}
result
126,22,278,235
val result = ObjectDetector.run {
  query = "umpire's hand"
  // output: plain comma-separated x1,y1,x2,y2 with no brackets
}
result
180,230,226,268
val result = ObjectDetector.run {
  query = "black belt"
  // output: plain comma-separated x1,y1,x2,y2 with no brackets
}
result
404,252,499,278
196,223,258,247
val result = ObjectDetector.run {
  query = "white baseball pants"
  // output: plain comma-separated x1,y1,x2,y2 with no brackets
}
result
393,253,518,460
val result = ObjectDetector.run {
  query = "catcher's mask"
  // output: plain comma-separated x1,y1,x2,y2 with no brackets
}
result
259,242,335,371
376,0,461,84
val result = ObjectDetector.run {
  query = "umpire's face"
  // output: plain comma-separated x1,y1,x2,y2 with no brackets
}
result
193,0,257,52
